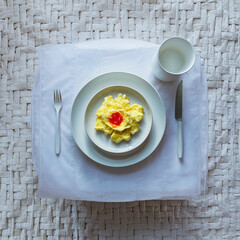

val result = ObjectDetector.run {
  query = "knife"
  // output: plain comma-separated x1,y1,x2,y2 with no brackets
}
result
175,80,183,158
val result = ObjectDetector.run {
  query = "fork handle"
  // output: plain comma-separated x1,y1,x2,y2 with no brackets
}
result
55,111,60,155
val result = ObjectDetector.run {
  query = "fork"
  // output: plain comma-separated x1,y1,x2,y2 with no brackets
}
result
54,90,62,155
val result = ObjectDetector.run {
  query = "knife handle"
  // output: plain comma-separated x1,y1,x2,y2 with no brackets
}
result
177,120,183,158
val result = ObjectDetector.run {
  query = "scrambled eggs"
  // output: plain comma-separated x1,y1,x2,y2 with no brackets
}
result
94,94,144,143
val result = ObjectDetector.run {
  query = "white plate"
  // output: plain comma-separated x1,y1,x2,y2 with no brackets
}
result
71,72,166,167
84,86,153,155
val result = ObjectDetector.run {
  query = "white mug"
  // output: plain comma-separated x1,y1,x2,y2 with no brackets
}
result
152,37,195,81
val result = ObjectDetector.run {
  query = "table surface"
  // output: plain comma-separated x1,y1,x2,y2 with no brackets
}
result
1,0,239,239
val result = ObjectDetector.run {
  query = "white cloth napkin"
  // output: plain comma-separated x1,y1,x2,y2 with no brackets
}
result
31,39,208,201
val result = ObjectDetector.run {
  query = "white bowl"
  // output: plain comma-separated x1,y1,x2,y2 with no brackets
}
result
84,85,152,155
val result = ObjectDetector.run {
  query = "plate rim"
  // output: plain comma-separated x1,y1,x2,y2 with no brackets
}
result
71,72,166,167
84,84,153,155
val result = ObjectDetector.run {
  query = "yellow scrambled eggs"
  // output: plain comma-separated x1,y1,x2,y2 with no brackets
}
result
94,94,144,143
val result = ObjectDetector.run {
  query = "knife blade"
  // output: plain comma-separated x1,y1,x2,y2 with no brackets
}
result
175,80,183,158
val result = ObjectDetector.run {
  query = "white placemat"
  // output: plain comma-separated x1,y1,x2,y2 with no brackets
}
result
31,39,208,201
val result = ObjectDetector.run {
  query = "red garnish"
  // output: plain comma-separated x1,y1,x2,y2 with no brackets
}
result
109,112,123,126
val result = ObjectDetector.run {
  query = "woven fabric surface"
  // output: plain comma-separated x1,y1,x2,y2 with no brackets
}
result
0,0,239,239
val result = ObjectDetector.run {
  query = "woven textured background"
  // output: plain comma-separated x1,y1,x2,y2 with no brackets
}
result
0,0,240,239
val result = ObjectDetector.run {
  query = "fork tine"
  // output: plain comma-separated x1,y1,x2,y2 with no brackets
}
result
57,90,59,102
54,90,62,104
59,90,62,102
